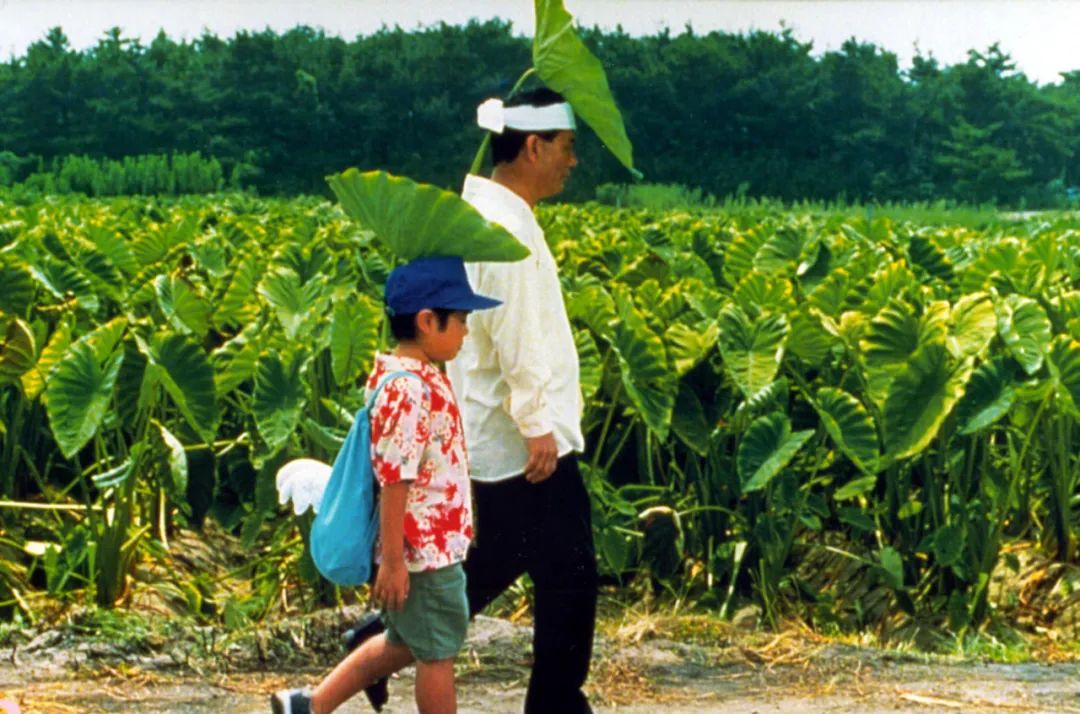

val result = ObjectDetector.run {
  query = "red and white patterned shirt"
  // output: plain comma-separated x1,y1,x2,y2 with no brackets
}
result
367,353,473,572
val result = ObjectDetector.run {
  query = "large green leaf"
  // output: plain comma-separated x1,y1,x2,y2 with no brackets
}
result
0,315,36,386
717,304,787,399
574,328,603,402
533,0,637,176
671,384,711,457
326,169,530,262
608,295,676,440
330,295,381,387
257,267,325,341
45,341,124,459
21,317,73,399
787,308,837,367
155,274,212,336
156,421,189,498
882,345,973,461
1047,335,1080,417
146,334,219,443
955,357,1017,434
0,261,35,316
737,412,814,493
212,321,263,396
947,292,997,359
813,387,880,474
996,294,1052,375
214,253,262,329
253,351,308,453
665,321,719,377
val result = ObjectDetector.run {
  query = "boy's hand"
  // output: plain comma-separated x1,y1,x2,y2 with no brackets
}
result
524,433,558,483
374,559,410,611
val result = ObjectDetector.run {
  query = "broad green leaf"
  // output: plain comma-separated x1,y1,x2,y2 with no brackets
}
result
882,345,973,461
786,308,837,366
813,387,880,474
258,267,325,340
0,261,35,315
948,292,997,359
996,294,1052,375
732,272,795,317
737,412,814,493
156,421,189,497
155,274,212,336
665,321,719,376
0,315,36,385
860,302,921,367
609,294,676,440
565,277,617,337
955,357,1017,434
931,524,964,567
533,0,637,175
717,304,787,399
574,328,602,401
671,384,711,457
214,253,262,329
147,334,219,443
212,322,263,395
907,234,954,282
330,295,381,387
879,546,904,589
27,258,99,312
78,317,128,363
253,351,308,453
21,317,74,399
723,229,769,288
834,475,878,501
327,169,530,262
45,341,124,459
1047,335,1080,416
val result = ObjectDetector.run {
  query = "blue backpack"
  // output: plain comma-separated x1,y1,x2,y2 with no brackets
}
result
311,370,423,586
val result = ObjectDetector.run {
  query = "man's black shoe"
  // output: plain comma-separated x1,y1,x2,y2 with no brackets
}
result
344,612,389,712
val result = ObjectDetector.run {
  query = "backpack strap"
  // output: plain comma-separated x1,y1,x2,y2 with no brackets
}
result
365,369,427,412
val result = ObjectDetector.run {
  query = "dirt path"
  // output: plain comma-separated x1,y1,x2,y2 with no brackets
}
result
3,616,1080,713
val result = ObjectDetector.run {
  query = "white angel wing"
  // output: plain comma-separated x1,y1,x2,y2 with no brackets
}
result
276,458,332,515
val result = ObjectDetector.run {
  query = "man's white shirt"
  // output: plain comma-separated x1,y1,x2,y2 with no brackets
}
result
447,174,585,482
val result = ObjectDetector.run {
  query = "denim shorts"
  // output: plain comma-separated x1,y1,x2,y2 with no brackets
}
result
382,562,468,662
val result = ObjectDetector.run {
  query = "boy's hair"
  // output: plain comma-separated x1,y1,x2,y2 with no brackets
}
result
389,308,454,341
490,87,568,165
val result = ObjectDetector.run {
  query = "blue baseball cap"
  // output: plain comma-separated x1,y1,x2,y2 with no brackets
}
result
384,256,502,315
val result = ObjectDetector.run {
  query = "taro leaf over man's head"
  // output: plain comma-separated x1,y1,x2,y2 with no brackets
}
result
533,0,640,178
326,169,530,263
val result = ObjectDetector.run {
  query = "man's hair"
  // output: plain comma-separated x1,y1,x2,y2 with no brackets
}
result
388,308,454,342
490,87,568,165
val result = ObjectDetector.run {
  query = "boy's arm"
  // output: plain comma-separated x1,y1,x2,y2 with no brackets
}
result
373,481,410,611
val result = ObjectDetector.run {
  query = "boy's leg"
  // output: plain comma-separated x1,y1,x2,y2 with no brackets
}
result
414,658,456,714
311,633,414,714
524,456,598,714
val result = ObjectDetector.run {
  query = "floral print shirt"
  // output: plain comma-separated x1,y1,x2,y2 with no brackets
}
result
367,353,473,572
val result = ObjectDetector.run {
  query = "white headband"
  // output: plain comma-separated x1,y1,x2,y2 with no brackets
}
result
476,98,576,134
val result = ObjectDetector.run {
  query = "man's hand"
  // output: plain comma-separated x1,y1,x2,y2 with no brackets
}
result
524,433,558,483
374,558,409,611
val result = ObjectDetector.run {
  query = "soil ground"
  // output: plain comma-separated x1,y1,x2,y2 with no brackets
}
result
3,614,1080,714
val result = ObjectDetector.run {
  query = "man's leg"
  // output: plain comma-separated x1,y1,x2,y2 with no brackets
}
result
524,456,598,714
465,476,531,617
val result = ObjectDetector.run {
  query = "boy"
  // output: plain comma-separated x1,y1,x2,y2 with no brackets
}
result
272,255,501,714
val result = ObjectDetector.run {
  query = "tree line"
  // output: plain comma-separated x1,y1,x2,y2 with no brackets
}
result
2,21,1080,206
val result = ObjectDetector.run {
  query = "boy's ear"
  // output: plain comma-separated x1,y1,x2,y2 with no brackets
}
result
414,308,437,336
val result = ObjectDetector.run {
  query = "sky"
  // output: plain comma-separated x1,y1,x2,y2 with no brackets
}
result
1,0,1077,85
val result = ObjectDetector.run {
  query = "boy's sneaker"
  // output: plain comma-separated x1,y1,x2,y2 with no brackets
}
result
343,612,389,712
270,687,312,714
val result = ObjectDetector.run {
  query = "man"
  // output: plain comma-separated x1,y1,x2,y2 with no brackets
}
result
449,87,597,714
347,87,596,714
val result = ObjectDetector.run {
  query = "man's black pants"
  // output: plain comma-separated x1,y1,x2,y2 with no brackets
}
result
466,455,598,714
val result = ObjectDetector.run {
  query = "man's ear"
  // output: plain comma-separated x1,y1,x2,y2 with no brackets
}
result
523,134,543,163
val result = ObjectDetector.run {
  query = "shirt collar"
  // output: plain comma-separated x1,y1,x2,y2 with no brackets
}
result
375,352,440,381
462,174,534,223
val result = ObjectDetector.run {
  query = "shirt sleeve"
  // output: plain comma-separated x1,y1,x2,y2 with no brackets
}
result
370,376,432,486
471,258,555,439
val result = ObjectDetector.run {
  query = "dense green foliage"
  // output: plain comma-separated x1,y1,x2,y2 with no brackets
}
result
1,194,1077,634
4,23,1080,205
